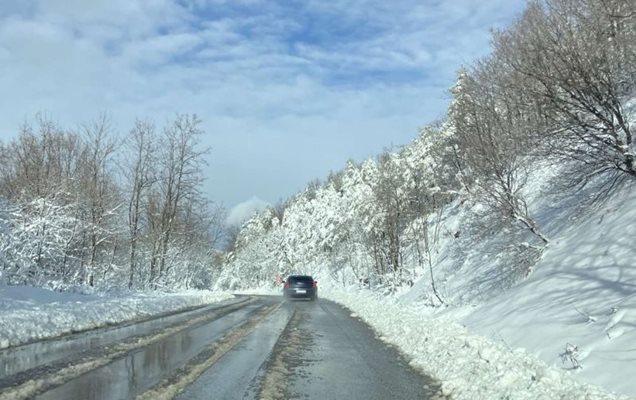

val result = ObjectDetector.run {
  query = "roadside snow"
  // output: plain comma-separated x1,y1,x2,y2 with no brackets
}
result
457,185,636,396
382,171,636,397
322,289,631,400
0,286,233,349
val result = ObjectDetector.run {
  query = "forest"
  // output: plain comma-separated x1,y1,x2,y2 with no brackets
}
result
218,0,636,302
1,0,634,298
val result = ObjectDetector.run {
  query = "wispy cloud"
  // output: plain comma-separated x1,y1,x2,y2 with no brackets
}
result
0,0,527,207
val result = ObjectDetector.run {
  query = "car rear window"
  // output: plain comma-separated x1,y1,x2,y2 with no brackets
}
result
289,276,313,284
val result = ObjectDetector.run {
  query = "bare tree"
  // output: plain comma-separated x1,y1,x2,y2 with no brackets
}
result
450,60,548,244
0,116,89,282
495,0,636,189
0,115,83,201
223,223,242,253
0,113,217,290
206,204,227,250
77,115,120,286
371,153,406,274
122,119,156,288
149,114,209,287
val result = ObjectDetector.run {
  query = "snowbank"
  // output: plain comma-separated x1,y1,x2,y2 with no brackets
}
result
0,286,233,349
322,289,630,400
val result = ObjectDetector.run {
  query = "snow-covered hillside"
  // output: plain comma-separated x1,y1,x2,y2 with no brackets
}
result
224,162,636,399
452,184,636,395
300,173,634,399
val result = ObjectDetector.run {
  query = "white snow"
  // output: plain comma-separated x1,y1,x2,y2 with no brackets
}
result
219,158,636,399
0,285,233,349
6,193,621,399
454,185,636,396
321,288,631,400
312,174,636,399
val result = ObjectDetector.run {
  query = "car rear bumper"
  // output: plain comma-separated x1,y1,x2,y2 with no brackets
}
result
284,288,317,299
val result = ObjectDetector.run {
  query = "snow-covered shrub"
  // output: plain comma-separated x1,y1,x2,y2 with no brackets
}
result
0,197,84,286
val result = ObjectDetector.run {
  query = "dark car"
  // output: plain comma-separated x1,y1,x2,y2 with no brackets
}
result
283,275,317,301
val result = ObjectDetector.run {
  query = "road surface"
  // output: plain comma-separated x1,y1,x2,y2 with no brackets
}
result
0,295,443,400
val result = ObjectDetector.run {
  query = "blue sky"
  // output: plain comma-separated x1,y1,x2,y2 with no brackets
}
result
0,0,527,223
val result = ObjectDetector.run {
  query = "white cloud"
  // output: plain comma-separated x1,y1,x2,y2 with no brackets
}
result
0,0,527,207
226,197,271,226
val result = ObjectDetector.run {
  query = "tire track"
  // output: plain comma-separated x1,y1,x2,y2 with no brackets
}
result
137,303,282,400
256,309,309,400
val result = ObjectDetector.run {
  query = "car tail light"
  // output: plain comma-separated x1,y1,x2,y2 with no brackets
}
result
284,281,289,288
312,280,317,288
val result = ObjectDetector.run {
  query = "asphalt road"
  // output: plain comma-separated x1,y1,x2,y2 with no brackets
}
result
0,295,442,400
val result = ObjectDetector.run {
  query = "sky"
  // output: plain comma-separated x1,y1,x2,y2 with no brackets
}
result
0,0,527,225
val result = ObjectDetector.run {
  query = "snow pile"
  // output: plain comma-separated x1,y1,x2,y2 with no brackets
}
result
0,286,233,349
322,289,630,400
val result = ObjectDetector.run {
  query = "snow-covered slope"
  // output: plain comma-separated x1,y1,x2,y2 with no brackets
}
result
387,170,636,397
221,143,636,398
456,184,636,395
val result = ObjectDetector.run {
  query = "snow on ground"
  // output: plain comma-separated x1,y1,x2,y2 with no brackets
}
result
0,286,233,349
360,167,636,398
313,172,636,399
455,184,636,396
321,288,631,400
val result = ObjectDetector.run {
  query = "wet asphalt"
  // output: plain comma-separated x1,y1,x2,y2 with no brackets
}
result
283,299,439,400
0,295,441,400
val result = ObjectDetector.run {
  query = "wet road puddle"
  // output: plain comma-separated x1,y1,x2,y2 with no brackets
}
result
33,303,264,400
